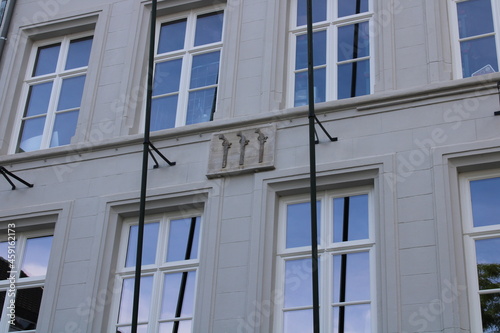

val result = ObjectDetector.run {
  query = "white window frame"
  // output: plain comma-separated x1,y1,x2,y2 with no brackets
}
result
460,170,500,332
109,211,203,333
147,6,225,131
448,0,500,79
287,0,374,107
9,32,93,154
0,229,53,332
274,186,376,332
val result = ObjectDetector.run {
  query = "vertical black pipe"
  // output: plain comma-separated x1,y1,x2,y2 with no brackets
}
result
349,0,361,98
337,197,350,333
131,0,157,332
172,217,198,333
306,0,321,332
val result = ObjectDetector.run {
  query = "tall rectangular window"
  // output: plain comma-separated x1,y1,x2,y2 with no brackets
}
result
111,214,202,332
275,188,375,332
290,0,372,107
0,230,53,331
14,34,93,153
460,171,500,333
451,0,500,78
151,8,224,131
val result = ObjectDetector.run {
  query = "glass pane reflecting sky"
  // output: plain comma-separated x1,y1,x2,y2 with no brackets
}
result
194,11,224,46
284,309,313,333
33,44,60,77
159,19,186,54
118,276,153,324
333,195,369,242
333,252,370,303
65,37,93,70
475,238,500,290
167,217,200,262
159,320,192,333
161,271,196,318
21,236,53,278
338,0,368,17
297,0,326,26
457,0,494,38
284,258,313,308
286,201,321,248
470,177,500,227
125,223,159,267
332,303,371,333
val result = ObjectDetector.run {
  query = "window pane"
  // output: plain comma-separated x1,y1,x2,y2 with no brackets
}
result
194,11,224,46
476,238,500,290
20,236,52,278
190,51,220,89
470,177,500,227
57,75,86,111
167,217,200,262
0,291,5,319
284,258,313,308
296,0,327,26
333,194,369,243
332,303,371,333
115,325,148,333
286,201,321,248
151,95,178,131
295,31,327,70
0,241,9,280
159,320,192,333
457,0,494,39
160,271,197,319
118,276,153,324
333,252,370,303
50,110,79,147
338,59,370,99
460,37,498,78
17,117,46,153
283,309,313,333
125,223,159,267
65,37,93,70
294,67,326,107
479,293,500,333
158,19,187,53
153,59,182,96
338,0,369,17
24,82,53,117
9,287,44,331
338,22,370,62
186,87,216,125
33,44,60,76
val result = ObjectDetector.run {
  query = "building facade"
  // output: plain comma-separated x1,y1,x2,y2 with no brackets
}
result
0,0,499,332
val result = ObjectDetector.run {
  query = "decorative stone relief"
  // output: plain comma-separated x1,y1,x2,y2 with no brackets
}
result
207,125,275,178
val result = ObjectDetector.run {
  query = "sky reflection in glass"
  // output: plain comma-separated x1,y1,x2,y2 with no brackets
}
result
158,19,187,54
333,194,369,242
125,223,159,267
194,11,224,46
283,309,313,333
332,303,371,333
167,217,200,262
118,276,153,324
333,251,370,303
286,201,321,248
470,177,500,227
284,258,313,308
21,236,53,278
160,271,196,318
